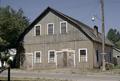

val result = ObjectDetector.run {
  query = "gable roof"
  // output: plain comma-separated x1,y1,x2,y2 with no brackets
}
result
17,7,113,46
114,48,120,53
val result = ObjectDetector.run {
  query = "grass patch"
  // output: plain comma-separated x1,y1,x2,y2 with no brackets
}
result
114,65,120,69
0,77,69,81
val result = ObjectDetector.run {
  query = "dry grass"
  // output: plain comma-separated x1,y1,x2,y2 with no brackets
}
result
11,68,120,75
0,77,69,81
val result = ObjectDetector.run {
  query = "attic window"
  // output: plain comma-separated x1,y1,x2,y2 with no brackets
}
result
47,23,54,35
34,24,41,36
60,21,67,34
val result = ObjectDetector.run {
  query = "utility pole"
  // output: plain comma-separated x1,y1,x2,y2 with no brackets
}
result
100,0,106,71
0,0,1,7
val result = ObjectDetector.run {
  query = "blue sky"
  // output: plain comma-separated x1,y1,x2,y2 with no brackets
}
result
1,0,120,34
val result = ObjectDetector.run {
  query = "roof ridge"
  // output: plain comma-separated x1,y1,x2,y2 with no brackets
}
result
47,7,92,28
17,6,113,46
114,47,120,52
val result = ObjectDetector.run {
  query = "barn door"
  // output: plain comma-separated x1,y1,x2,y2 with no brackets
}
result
63,52,67,67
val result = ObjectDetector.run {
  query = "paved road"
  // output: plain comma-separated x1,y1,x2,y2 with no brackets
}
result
0,70,120,81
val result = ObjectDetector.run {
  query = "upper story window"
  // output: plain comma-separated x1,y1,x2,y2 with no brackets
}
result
60,21,67,34
48,50,56,63
34,51,41,63
47,23,54,35
79,48,88,62
34,24,41,36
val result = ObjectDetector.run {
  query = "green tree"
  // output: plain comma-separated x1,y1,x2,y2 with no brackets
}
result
107,28,120,49
116,40,120,49
0,6,29,50
0,6,29,68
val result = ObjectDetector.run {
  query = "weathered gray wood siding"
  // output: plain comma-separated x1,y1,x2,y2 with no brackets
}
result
23,12,94,69
93,42,113,68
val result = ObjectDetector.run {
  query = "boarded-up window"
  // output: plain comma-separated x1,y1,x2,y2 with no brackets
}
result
79,48,87,62
35,25,41,36
34,51,41,63
60,21,67,34
48,50,55,63
48,23,54,35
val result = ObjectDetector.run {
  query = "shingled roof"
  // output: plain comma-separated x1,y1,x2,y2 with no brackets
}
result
18,7,113,46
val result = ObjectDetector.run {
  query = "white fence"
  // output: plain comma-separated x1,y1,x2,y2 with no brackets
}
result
0,61,1,67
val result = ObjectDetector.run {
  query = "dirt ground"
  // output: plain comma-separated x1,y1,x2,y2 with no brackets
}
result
0,68,120,81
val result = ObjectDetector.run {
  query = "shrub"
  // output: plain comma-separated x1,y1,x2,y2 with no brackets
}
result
114,65,120,69
105,62,114,70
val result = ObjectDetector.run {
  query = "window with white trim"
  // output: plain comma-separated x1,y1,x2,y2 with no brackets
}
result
34,25,41,36
79,48,87,62
48,50,55,63
34,51,41,63
47,23,54,35
60,21,67,34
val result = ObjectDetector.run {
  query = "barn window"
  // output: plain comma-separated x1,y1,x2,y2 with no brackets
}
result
47,23,54,35
34,51,41,63
60,21,67,34
34,24,41,36
48,50,55,63
79,48,88,62
96,50,99,62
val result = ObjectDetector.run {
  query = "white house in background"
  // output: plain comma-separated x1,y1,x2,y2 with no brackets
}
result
9,49,16,55
113,48,120,65
0,49,16,67
0,61,1,67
